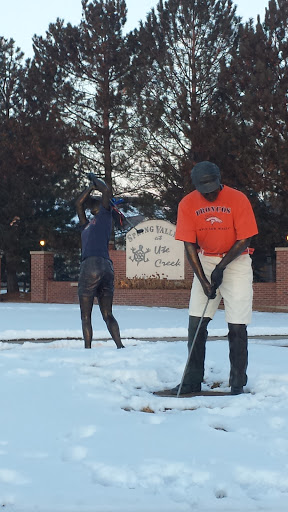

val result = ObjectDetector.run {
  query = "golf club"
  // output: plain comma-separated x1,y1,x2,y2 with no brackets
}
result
176,296,210,398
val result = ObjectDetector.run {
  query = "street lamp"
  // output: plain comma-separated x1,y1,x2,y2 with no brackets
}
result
39,240,46,250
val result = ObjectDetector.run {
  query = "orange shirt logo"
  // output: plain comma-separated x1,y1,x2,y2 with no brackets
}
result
206,216,222,225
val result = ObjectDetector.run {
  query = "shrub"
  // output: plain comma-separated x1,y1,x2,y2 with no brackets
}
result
115,276,191,289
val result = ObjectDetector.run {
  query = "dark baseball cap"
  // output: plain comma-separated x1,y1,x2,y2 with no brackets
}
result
191,161,221,193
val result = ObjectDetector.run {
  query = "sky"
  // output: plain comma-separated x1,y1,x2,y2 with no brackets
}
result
0,303,288,511
1,0,269,59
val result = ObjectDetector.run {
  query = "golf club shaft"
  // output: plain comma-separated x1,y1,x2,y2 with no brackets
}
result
176,297,210,398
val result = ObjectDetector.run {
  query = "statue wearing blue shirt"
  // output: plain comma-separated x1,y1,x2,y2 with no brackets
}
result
76,176,124,349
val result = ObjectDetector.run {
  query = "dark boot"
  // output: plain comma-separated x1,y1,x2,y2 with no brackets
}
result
170,316,211,395
228,323,248,395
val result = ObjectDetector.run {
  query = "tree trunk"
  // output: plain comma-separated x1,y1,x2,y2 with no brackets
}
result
5,253,19,293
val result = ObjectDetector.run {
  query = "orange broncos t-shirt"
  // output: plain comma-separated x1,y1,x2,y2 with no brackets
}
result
175,185,258,254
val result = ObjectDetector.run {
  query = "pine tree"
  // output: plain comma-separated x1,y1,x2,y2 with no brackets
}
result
33,0,142,196
259,0,288,245
128,0,242,221
0,37,79,292
215,0,288,274
0,38,27,291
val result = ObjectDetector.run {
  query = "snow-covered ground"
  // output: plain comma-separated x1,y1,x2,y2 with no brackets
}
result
0,302,288,512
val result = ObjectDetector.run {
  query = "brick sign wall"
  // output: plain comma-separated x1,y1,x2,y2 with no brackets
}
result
29,248,288,311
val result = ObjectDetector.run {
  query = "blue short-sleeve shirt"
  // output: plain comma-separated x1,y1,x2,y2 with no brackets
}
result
80,206,112,261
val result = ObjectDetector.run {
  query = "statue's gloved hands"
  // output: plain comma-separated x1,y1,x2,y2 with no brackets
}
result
201,279,217,300
88,173,106,187
211,265,224,291
88,172,98,184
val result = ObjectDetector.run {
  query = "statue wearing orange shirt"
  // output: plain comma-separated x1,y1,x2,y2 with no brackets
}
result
171,161,258,396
